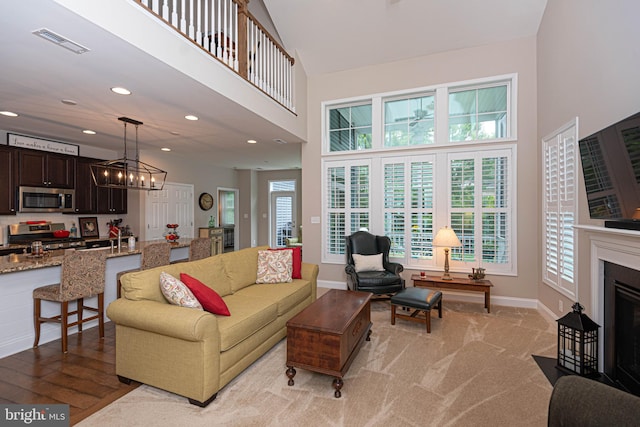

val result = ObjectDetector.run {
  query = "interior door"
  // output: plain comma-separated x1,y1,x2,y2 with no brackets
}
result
145,182,194,240
270,191,296,247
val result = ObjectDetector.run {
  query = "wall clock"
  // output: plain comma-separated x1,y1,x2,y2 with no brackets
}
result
198,192,214,211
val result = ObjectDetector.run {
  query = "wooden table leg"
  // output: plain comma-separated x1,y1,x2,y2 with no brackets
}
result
286,366,296,386
485,289,491,313
333,378,343,398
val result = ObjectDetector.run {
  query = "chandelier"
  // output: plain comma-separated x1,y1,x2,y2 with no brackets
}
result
90,117,167,191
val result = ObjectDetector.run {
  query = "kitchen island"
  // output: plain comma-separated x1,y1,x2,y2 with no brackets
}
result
0,239,193,358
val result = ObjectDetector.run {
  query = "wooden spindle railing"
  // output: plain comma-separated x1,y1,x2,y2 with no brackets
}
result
135,0,295,112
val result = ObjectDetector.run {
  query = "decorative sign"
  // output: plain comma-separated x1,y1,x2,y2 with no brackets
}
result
7,133,79,156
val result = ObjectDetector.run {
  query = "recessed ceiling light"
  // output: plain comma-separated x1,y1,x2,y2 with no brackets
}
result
111,87,131,95
185,115,199,121
61,99,77,106
170,131,180,135
247,139,257,144
82,129,96,135
0,111,18,117
161,147,171,152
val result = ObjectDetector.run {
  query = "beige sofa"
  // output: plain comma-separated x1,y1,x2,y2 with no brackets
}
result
106,245,318,407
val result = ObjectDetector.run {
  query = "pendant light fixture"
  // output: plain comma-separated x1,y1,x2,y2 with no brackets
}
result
90,117,167,191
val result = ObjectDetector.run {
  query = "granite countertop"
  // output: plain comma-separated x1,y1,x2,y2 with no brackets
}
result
0,238,193,274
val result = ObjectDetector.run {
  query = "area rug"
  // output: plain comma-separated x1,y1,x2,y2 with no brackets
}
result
78,300,557,427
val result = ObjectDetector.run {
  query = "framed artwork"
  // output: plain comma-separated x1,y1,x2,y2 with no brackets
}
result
79,217,99,238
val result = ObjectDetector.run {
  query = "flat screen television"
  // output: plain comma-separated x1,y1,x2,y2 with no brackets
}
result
578,111,640,230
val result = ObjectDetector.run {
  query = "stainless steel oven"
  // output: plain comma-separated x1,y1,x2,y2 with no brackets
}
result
18,186,75,213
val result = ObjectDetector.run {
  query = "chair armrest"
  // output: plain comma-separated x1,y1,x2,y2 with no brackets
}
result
386,262,404,275
107,299,219,342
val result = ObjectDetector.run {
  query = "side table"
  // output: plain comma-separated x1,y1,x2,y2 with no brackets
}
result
412,274,493,313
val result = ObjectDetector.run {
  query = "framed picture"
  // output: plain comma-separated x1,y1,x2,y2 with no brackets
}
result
79,217,99,238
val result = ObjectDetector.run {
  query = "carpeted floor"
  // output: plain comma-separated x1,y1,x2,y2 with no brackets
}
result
78,297,557,427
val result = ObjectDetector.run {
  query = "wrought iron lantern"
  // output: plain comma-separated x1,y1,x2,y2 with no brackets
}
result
556,302,600,377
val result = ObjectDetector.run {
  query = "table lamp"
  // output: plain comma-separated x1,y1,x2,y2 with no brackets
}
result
433,226,462,280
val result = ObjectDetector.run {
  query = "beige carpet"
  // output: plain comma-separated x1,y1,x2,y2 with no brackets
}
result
78,296,557,427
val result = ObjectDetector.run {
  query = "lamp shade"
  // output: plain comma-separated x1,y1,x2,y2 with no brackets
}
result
433,226,462,248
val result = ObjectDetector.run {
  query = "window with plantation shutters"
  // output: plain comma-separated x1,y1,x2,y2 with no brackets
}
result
382,157,435,260
321,74,517,271
324,160,370,262
542,119,577,298
449,150,512,273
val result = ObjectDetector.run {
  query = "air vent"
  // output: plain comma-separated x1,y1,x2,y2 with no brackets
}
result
273,138,288,144
32,28,90,54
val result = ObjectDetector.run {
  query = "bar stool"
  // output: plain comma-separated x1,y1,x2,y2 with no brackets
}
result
33,249,108,353
189,237,212,261
117,242,171,298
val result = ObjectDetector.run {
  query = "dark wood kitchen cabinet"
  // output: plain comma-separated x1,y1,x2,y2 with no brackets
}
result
73,156,97,213
96,187,127,214
73,156,127,214
18,149,75,188
0,146,17,215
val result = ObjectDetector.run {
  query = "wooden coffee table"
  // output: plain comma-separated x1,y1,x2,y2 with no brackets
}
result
286,289,372,398
412,274,494,313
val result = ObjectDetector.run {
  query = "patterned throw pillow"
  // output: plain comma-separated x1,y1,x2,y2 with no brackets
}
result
180,273,231,316
159,272,203,309
268,246,302,279
256,250,293,284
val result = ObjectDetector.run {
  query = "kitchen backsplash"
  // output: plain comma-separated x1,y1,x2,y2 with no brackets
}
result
0,213,133,245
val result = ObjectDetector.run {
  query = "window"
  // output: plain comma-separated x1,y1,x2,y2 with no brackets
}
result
542,119,578,298
322,75,517,273
384,94,435,147
449,151,512,271
328,103,372,152
449,84,508,142
382,157,435,260
324,160,370,262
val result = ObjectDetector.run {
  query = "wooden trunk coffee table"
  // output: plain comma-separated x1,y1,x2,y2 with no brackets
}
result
286,289,372,398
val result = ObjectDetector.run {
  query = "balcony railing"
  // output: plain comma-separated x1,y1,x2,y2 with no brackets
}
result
135,0,295,112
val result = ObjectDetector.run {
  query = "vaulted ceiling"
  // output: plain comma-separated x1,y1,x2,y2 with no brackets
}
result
0,0,547,171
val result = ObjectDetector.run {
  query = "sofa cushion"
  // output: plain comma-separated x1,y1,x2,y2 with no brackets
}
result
256,250,292,284
180,273,230,316
269,246,302,279
159,272,203,309
216,293,278,351
221,246,268,292
234,279,311,316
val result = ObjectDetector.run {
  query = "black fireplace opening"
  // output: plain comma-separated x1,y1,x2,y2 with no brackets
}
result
604,261,640,396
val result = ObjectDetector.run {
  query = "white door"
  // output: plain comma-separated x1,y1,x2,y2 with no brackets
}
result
270,191,296,247
145,183,194,240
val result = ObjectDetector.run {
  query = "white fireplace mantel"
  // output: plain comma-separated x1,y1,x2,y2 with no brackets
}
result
575,224,640,370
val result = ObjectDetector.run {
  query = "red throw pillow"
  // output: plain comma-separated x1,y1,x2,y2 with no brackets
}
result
180,273,230,316
269,247,302,279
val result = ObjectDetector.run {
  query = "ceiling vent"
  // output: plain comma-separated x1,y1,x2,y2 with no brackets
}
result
32,28,90,54
273,138,288,144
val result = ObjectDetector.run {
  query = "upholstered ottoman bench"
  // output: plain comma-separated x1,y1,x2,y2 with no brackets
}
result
390,287,442,333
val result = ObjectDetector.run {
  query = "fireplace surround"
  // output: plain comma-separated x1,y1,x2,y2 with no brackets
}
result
579,225,640,396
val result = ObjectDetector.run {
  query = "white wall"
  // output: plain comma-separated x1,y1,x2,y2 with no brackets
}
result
536,0,640,316
302,37,539,299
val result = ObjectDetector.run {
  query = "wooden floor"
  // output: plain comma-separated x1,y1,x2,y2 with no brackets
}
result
0,322,138,425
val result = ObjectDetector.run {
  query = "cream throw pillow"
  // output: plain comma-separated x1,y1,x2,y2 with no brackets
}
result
159,271,203,309
256,250,293,283
352,253,385,272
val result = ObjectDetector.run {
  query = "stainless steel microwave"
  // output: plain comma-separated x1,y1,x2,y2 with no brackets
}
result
18,186,75,213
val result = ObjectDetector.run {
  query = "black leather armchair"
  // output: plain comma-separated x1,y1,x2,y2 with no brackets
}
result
345,231,405,296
